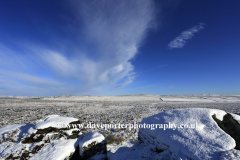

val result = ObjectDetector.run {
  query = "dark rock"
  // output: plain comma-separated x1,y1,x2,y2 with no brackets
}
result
22,133,44,143
68,130,81,139
69,145,82,160
36,127,61,134
212,113,240,150
69,120,81,125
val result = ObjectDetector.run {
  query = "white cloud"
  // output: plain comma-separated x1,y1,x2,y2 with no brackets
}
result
0,69,61,87
71,0,155,88
168,23,205,49
0,0,156,96
41,0,156,93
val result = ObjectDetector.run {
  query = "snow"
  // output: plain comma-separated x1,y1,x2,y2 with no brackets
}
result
1,95,240,160
154,150,172,160
231,113,240,123
107,141,134,153
79,132,105,148
35,115,78,129
220,149,240,160
90,154,107,160
0,142,14,156
79,132,105,156
108,141,174,160
161,97,240,102
29,138,80,160
0,142,29,159
161,98,215,102
43,95,161,101
139,108,237,160
27,127,35,135
0,96,30,99
0,115,83,160
0,124,23,135
108,142,144,160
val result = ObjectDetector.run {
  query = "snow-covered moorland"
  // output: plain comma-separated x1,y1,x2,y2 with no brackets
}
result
0,95,240,159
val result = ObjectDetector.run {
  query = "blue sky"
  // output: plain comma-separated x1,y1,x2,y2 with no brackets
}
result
0,0,239,96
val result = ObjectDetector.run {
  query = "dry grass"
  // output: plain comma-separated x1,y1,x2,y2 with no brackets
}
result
106,133,115,144
106,133,125,145
116,136,124,144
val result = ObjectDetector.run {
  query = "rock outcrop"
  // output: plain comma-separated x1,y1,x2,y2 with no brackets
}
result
138,108,240,160
2,108,240,160
79,132,107,160
0,115,83,160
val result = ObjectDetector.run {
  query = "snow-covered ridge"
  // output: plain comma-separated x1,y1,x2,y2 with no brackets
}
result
42,95,240,102
1,95,240,102
42,95,162,101
0,96,33,99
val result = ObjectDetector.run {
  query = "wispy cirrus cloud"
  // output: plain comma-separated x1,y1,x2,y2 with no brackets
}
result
168,23,205,49
0,0,156,96
72,0,156,88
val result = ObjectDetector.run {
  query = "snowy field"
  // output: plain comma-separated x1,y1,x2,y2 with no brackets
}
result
1,95,240,127
1,95,240,134
1,95,240,159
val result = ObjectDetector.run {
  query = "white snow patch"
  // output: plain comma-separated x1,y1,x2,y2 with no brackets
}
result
0,142,29,159
0,124,23,135
107,140,134,153
220,149,240,160
231,113,240,124
29,138,80,160
108,141,160,160
139,108,236,160
108,143,143,160
161,97,240,102
161,97,215,102
0,142,14,156
43,95,161,101
27,127,36,135
35,115,78,129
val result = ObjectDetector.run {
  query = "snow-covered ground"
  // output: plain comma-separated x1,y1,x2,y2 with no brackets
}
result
0,95,240,159
161,96,240,102
3,94,240,102
35,115,79,129
29,139,80,160
139,108,236,160
1,95,240,143
43,94,162,101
